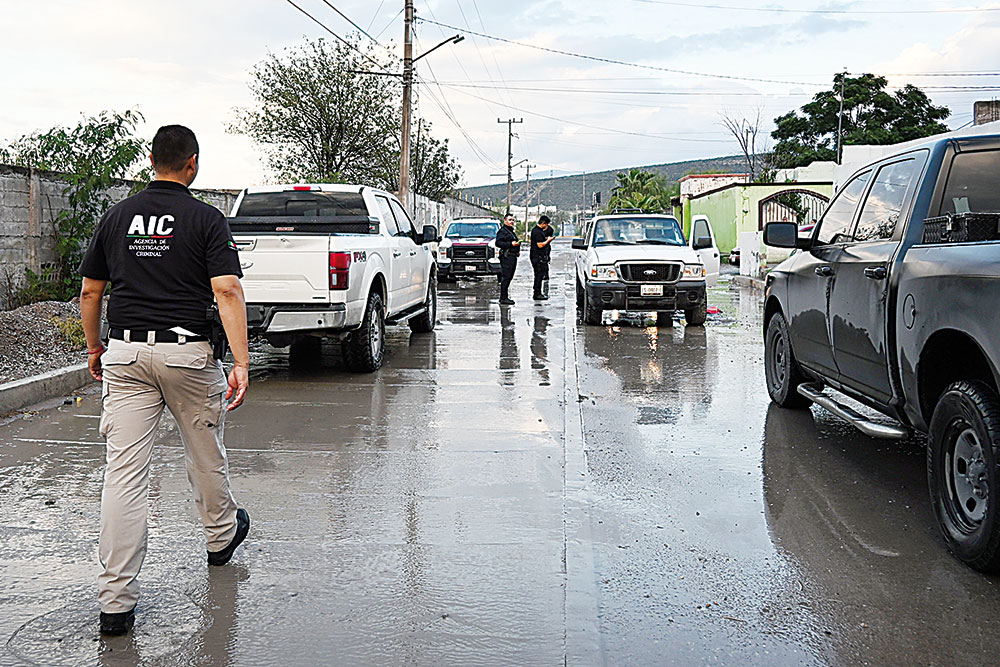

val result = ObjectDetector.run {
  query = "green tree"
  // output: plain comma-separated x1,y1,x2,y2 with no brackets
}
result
412,121,462,201
771,73,950,169
231,37,461,198
1,109,151,301
604,169,676,213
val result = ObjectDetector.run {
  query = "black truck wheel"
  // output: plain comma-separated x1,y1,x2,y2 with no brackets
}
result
928,380,1000,572
342,290,386,373
764,312,810,408
409,274,437,333
684,300,707,326
576,278,584,309
656,311,674,327
582,290,603,326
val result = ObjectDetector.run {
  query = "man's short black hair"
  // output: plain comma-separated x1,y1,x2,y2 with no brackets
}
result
538,215,550,224
152,125,199,172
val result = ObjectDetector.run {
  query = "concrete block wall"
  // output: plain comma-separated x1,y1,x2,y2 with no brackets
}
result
0,164,237,309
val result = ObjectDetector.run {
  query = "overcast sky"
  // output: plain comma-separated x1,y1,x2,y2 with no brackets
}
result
2,0,998,190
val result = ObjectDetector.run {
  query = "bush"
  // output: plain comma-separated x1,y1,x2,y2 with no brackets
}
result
52,315,87,350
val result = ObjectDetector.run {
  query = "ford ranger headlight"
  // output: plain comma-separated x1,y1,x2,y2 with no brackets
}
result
682,263,705,279
438,240,451,261
590,265,618,281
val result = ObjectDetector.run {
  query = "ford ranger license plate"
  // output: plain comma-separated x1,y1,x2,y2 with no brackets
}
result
641,285,663,296
465,265,477,272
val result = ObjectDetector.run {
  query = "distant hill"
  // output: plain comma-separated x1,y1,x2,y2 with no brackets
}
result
457,155,748,211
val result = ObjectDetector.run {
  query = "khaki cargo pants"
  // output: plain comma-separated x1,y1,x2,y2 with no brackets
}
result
98,338,238,614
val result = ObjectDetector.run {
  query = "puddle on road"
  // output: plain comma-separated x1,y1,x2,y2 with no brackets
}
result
6,589,203,666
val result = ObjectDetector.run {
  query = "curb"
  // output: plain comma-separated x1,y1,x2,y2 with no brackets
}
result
730,275,766,292
0,363,95,416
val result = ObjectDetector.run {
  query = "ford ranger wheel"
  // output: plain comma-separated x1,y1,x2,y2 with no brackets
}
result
684,300,707,326
764,312,810,408
342,290,385,373
583,291,603,326
576,278,584,310
409,275,437,333
928,380,1000,572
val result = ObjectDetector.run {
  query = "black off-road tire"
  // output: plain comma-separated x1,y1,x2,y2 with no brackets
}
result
764,312,810,409
576,278,584,310
408,274,437,333
928,380,1000,572
289,336,322,368
582,290,603,326
656,311,674,327
684,299,707,326
342,290,386,373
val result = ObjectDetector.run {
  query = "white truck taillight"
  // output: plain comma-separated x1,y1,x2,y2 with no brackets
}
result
330,252,351,290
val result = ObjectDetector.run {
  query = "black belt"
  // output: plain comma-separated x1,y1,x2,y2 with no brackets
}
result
108,328,208,343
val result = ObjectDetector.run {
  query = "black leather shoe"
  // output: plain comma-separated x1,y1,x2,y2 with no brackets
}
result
99,609,135,636
500,299,515,306
533,294,548,300
208,508,250,566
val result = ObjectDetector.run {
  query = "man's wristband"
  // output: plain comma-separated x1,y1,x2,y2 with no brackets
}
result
87,345,105,355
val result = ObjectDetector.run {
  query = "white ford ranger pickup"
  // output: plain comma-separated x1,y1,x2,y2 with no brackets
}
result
572,212,717,327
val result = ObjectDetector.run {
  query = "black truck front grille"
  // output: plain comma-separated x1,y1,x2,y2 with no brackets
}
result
452,244,489,260
619,263,681,283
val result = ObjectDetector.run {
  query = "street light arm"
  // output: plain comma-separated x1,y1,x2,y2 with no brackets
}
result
413,34,464,63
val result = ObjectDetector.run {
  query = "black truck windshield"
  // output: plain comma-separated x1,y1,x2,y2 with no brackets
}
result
235,191,368,217
446,222,499,238
593,217,685,246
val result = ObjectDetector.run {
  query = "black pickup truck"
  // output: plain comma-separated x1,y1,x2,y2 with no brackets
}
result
762,133,1000,571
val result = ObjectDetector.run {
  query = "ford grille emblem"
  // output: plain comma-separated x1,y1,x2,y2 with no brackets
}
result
465,251,475,256
643,269,658,276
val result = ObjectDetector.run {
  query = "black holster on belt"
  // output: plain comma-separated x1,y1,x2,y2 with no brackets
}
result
206,305,229,361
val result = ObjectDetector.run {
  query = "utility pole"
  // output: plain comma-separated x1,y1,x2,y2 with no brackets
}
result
498,118,523,213
399,0,414,209
836,69,846,165
523,163,536,225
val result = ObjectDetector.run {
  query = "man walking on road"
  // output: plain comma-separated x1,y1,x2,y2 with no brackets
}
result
496,213,520,305
530,215,555,301
78,125,251,637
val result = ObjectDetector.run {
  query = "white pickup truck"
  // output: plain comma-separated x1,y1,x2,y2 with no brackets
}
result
572,212,718,326
228,184,439,372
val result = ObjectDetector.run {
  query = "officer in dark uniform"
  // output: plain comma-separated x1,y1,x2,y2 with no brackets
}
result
530,215,554,300
79,125,251,636
495,213,520,305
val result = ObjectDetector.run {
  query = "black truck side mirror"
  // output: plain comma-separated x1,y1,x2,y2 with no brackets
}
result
421,225,441,244
571,238,587,250
763,222,798,248
693,236,713,250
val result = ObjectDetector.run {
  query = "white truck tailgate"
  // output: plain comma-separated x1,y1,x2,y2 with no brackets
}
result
235,235,330,304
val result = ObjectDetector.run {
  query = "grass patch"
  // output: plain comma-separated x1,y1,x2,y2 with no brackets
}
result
52,316,87,349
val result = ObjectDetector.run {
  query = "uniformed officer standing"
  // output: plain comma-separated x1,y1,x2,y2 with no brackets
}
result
79,125,251,636
530,215,555,301
495,213,520,305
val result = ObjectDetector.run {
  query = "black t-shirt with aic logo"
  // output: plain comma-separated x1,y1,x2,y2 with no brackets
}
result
78,180,242,335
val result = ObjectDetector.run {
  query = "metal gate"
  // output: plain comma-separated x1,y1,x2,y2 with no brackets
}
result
758,189,829,230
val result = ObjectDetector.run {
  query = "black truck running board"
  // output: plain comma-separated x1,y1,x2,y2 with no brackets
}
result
797,383,911,440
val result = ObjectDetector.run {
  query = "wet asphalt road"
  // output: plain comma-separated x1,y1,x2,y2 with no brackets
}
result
2,240,1000,666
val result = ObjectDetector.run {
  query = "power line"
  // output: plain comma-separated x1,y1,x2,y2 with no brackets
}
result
414,16,826,87
282,0,393,73
438,82,739,142
318,0,382,44
632,0,1000,14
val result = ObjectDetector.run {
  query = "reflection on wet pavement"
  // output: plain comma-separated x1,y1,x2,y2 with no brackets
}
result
2,243,1000,665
